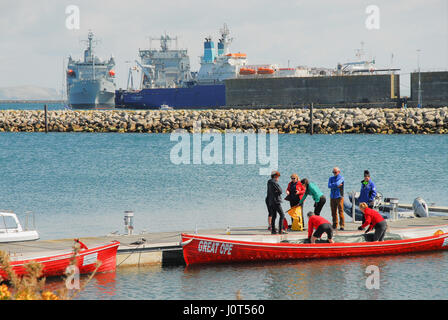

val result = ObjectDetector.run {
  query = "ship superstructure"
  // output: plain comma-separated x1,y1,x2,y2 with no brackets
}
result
196,24,248,84
138,34,193,89
120,25,397,109
116,25,245,109
67,31,116,109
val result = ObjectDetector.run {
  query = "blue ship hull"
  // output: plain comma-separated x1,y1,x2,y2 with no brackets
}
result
115,84,225,109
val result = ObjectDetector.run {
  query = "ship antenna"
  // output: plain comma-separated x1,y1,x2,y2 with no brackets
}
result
88,30,93,50
81,30,100,62
84,30,97,53
355,41,365,61
219,23,233,55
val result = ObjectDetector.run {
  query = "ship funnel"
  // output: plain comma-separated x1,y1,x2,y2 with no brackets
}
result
203,37,216,63
218,40,224,56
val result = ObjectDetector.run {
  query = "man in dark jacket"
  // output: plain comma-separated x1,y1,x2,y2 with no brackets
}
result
266,171,286,234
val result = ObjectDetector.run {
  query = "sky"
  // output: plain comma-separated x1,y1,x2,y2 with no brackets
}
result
0,0,447,96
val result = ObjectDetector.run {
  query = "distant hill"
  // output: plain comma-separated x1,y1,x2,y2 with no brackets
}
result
0,86,61,100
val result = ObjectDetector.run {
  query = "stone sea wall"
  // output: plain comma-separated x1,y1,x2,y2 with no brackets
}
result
0,107,447,134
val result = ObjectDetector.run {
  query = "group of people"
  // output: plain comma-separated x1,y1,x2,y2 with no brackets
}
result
265,168,387,242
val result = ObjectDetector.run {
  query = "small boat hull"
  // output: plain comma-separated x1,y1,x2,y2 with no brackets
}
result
0,230,39,243
0,241,120,279
343,197,419,221
257,67,275,74
239,68,256,75
0,211,40,243
181,233,448,266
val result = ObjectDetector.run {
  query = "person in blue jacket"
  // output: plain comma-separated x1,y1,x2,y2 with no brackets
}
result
328,167,345,230
358,170,377,208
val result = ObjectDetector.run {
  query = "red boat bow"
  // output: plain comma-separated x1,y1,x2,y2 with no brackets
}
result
0,240,120,279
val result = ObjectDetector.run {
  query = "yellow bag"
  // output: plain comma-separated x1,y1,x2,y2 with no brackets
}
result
287,205,303,231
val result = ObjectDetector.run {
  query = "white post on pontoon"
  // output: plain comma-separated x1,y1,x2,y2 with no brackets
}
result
124,211,134,235
390,198,399,221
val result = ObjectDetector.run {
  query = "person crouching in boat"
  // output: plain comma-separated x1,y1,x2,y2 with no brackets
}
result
307,212,334,244
358,202,387,241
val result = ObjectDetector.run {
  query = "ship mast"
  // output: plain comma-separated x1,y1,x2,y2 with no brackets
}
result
219,23,233,55
83,31,96,62
355,41,365,61
82,31,99,79
150,33,178,52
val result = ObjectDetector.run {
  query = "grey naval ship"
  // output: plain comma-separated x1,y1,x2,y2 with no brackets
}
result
67,31,116,109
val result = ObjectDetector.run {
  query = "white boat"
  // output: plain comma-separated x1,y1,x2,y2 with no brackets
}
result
0,211,39,243
159,104,173,110
343,191,432,221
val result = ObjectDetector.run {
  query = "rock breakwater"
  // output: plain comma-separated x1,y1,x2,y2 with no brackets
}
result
0,107,447,134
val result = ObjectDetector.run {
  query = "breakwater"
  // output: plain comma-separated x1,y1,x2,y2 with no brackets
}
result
0,107,447,134
225,74,400,106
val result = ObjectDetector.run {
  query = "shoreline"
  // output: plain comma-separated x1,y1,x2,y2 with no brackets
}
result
0,107,446,134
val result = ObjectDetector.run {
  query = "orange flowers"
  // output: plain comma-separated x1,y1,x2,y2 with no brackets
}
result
0,284,11,300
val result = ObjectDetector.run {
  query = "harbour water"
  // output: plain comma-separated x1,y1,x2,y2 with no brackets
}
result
0,104,447,300
0,102,65,111
1,132,447,240
73,251,448,300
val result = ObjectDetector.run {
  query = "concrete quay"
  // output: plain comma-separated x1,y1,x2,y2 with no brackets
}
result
1,216,448,268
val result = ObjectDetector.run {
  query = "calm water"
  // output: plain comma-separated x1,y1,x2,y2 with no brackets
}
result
0,133,446,239
71,251,448,300
0,102,66,110
0,105,447,299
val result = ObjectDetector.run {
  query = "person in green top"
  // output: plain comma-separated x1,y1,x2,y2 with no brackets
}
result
299,178,327,216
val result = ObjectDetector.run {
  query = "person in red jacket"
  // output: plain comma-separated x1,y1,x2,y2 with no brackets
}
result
358,202,388,241
286,174,305,207
307,212,334,243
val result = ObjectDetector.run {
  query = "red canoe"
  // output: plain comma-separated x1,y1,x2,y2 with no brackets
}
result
0,240,120,279
181,233,448,266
